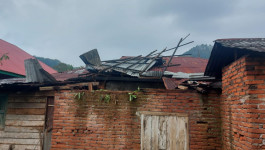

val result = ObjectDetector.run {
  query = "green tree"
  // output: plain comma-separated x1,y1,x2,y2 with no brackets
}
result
34,56,61,67
53,63,74,72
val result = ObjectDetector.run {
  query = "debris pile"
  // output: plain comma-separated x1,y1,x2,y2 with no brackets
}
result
79,35,209,80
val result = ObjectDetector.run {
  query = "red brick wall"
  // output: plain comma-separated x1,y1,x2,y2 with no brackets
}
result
51,89,221,150
222,56,265,150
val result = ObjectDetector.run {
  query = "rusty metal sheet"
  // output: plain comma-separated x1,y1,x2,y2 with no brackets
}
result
151,57,208,73
52,68,88,81
162,77,186,90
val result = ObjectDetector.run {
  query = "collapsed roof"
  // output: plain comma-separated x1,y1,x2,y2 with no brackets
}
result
79,35,209,80
80,50,208,79
0,35,211,90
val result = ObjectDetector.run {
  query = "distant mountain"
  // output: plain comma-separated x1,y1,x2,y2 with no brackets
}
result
182,44,213,59
34,56,61,68
35,56,74,72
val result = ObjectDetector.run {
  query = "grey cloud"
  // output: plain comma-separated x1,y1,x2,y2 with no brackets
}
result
0,0,265,66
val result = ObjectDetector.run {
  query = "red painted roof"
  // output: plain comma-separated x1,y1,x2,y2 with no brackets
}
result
151,56,208,73
162,77,186,90
157,57,208,90
0,39,57,76
52,68,88,81
121,56,208,73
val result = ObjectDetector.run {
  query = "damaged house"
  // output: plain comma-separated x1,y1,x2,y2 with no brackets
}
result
0,39,56,150
0,39,57,79
0,38,265,150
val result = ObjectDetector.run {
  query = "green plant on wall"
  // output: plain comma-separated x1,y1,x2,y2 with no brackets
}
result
128,86,141,101
74,92,85,101
103,94,111,103
128,93,137,101
99,94,111,103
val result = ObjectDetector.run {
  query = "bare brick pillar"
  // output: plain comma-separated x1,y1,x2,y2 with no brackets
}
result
222,55,265,150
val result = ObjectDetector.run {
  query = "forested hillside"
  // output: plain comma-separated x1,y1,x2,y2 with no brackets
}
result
182,44,213,59
35,56,61,67
35,56,74,72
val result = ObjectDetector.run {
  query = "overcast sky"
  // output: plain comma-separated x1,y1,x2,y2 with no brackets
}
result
0,0,265,66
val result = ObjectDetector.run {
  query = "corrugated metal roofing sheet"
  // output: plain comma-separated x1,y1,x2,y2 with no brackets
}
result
84,55,208,78
0,39,57,76
151,57,208,73
99,56,208,78
164,71,204,78
205,38,265,78
0,78,26,85
162,77,186,90
52,68,88,81
215,38,265,52
98,57,159,77
141,71,163,77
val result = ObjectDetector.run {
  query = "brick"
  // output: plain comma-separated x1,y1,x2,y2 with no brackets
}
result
245,80,264,85
258,94,265,98
51,89,222,150
248,90,265,94
221,56,265,150
49,55,265,150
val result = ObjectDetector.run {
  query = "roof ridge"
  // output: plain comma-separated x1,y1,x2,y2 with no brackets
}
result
215,38,265,41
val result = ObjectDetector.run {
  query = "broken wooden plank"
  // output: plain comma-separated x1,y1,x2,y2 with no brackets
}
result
7,108,46,115
158,116,167,150
142,115,152,150
0,144,10,150
0,131,42,139
38,86,54,91
0,139,41,145
178,85,188,90
166,116,177,150
138,111,188,117
139,48,167,75
88,83,93,92
176,117,189,150
5,120,44,127
196,87,206,93
151,116,159,150
140,114,144,150
8,97,46,103
126,50,157,69
6,115,45,121
8,103,46,109
4,126,43,133
12,145,41,150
